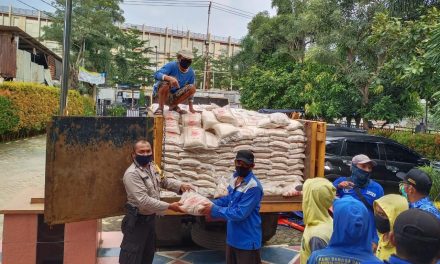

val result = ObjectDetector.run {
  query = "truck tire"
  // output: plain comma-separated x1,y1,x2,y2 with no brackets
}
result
191,222,226,250
261,213,279,242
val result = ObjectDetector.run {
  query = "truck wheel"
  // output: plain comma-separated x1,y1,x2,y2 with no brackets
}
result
262,213,278,242
191,222,226,250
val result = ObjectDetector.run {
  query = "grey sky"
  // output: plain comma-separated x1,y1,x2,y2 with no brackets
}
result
7,0,276,39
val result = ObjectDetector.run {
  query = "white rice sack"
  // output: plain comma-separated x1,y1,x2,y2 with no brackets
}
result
288,135,307,143
206,132,219,149
196,173,215,182
255,158,272,165
219,152,236,160
201,110,220,129
289,153,306,159
183,127,207,149
269,113,291,127
272,162,289,170
198,188,215,198
254,153,271,159
214,174,230,198
289,148,305,154
212,123,239,139
199,163,215,171
179,158,201,167
164,152,180,159
253,147,271,153
164,110,180,121
249,128,267,137
203,103,220,111
164,164,181,172
244,116,260,126
215,159,233,167
290,143,306,149
165,119,180,135
177,170,198,178
288,129,305,136
182,113,202,127
289,164,305,171
253,169,269,175
213,107,238,125
179,191,212,215
271,136,288,142
233,145,253,153
271,157,289,164
257,117,279,129
269,141,290,149
161,191,179,198
163,157,180,165
165,145,183,153
165,132,183,146
271,151,289,158
238,128,255,140
286,120,304,131
267,169,290,176
215,147,233,154
265,129,288,137
287,159,304,166
194,180,217,189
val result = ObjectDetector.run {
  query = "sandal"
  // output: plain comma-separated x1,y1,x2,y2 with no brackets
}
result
170,106,187,115
153,108,164,116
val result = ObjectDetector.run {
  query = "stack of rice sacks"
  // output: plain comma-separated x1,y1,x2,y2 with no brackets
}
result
158,104,307,197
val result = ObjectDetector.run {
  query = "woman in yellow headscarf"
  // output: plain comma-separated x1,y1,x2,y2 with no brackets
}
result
373,194,408,260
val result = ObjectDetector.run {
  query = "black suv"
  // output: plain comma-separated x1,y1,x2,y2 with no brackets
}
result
325,129,430,193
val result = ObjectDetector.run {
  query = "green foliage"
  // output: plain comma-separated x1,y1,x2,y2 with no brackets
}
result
107,105,126,117
113,29,154,86
0,82,95,137
0,96,19,135
138,90,146,107
418,165,440,202
369,130,440,160
42,0,124,89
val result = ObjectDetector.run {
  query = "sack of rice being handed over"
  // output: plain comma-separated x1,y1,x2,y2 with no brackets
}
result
182,112,202,127
183,127,207,149
213,106,238,126
179,191,212,215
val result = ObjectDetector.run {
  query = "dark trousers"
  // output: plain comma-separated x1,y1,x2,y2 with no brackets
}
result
226,245,262,264
119,214,156,264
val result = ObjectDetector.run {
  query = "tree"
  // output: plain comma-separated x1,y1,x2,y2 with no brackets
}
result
43,0,124,90
113,29,154,86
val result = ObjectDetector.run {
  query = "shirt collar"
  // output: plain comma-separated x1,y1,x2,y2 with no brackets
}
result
233,170,254,183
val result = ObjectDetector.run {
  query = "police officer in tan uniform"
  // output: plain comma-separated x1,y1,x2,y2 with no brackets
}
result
119,140,193,264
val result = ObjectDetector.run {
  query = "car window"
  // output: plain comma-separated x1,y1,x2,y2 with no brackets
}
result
385,144,419,163
326,140,343,155
345,141,380,159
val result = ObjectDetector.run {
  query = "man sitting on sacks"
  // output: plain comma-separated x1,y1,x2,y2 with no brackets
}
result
201,150,264,264
152,48,197,115
119,140,194,264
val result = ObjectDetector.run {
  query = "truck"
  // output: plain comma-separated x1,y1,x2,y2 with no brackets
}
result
43,112,326,250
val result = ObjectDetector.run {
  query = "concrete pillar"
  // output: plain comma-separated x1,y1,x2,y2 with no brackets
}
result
228,36,232,57
38,11,41,39
164,27,168,57
186,30,190,48
142,24,145,41
9,4,12,26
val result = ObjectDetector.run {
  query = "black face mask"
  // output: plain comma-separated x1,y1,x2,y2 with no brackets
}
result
374,214,390,234
135,154,153,166
235,166,250,177
179,59,192,69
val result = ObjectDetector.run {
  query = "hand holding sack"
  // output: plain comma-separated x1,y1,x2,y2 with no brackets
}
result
179,191,213,215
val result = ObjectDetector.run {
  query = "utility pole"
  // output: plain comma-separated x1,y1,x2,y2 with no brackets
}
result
155,46,158,72
202,1,212,91
60,0,72,116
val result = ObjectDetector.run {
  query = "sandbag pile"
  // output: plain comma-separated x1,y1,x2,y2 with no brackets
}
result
156,104,307,197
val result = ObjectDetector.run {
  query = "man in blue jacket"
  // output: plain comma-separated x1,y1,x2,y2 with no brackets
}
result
307,196,382,263
333,154,384,249
153,48,196,115
201,149,264,264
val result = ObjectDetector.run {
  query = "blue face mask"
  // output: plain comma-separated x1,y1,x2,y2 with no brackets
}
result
399,183,408,199
351,165,371,187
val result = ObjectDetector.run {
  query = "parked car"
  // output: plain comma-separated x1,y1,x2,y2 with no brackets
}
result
325,130,430,193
